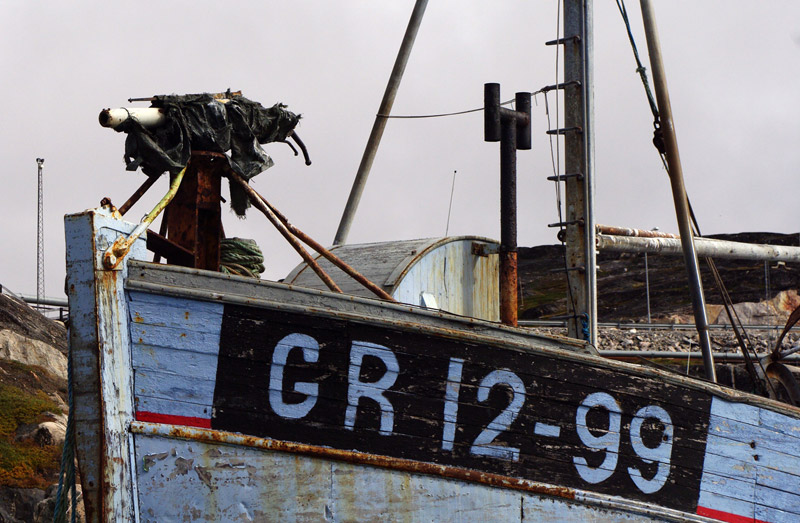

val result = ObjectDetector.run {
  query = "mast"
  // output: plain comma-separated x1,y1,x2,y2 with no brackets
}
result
559,0,597,345
639,0,716,382
333,0,428,246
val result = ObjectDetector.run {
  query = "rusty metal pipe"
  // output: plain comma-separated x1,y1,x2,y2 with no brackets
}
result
118,174,160,216
596,224,678,239
486,85,531,327
499,107,519,327
246,184,397,303
226,173,343,294
597,234,800,262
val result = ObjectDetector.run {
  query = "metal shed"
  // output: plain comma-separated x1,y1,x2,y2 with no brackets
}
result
284,236,500,321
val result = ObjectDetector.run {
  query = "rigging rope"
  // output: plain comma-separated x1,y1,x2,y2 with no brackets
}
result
377,98,515,120
615,0,660,123
54,341,77,523
614,0,669,171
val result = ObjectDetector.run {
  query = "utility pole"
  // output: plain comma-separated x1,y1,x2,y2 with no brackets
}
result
554,0,596,344
36,158,45,308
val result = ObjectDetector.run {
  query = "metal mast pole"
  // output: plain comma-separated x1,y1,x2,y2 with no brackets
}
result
561,0,597,345
639,0,716,382
333,0,428,245
36,158,45,308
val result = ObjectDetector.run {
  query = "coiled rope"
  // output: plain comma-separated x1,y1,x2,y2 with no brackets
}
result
220,238,265,278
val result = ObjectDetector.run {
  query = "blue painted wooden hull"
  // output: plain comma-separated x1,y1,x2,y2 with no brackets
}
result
66,210,800,522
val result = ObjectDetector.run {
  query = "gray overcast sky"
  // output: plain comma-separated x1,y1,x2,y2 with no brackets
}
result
2,1,799,297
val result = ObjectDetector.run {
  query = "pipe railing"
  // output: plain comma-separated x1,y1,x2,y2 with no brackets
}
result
597,234,800,262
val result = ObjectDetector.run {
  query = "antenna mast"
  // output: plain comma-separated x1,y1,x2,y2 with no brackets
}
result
36,158,45,307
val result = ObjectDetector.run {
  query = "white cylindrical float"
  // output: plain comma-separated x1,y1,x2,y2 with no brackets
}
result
99,107,166,129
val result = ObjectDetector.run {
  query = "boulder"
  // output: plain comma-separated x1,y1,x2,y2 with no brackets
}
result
0,487,46,523
0,329,67,381
0,294,66,354
15,412,68,448
713,290,800,326
34,483,85,523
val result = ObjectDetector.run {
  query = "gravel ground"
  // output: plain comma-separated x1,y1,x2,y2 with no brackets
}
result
530,326,799,355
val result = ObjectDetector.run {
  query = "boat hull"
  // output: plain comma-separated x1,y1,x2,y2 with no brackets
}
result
66,210,800,522
132,425,705,522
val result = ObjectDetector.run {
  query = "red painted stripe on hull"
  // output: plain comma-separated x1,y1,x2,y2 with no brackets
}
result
697,506,767,523
136,411,211,429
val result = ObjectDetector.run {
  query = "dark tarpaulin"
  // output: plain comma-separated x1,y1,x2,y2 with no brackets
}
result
115,94,301,216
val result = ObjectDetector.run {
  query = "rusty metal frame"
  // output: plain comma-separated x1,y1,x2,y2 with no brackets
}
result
103,166,186,269
227,170,395,301
130,420,576,499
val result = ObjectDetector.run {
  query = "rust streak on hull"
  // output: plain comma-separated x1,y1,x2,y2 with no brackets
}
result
131,421,577,502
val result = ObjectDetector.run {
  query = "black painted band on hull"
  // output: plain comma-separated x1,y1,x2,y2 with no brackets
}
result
212,305,711,513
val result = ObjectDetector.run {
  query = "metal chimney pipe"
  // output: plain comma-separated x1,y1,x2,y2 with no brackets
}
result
485,84,531,327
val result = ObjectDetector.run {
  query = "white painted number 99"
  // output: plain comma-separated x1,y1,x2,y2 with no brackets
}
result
574,394,674,493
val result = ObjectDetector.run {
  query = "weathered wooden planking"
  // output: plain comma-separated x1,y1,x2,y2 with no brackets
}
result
123,262,800,522
218,308,712,422
127,291,223,424
126,259,595,355
135,370,216,405
133,433,699,522
128,291,224,333
697,398,800,520
212,355,713,497
65,210,144,522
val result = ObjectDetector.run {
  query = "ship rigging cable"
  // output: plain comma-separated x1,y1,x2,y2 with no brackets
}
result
377,99,515,119
615,0,669,172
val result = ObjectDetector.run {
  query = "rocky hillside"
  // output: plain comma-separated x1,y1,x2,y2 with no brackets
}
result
0,293,82,522
520,232,800,322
